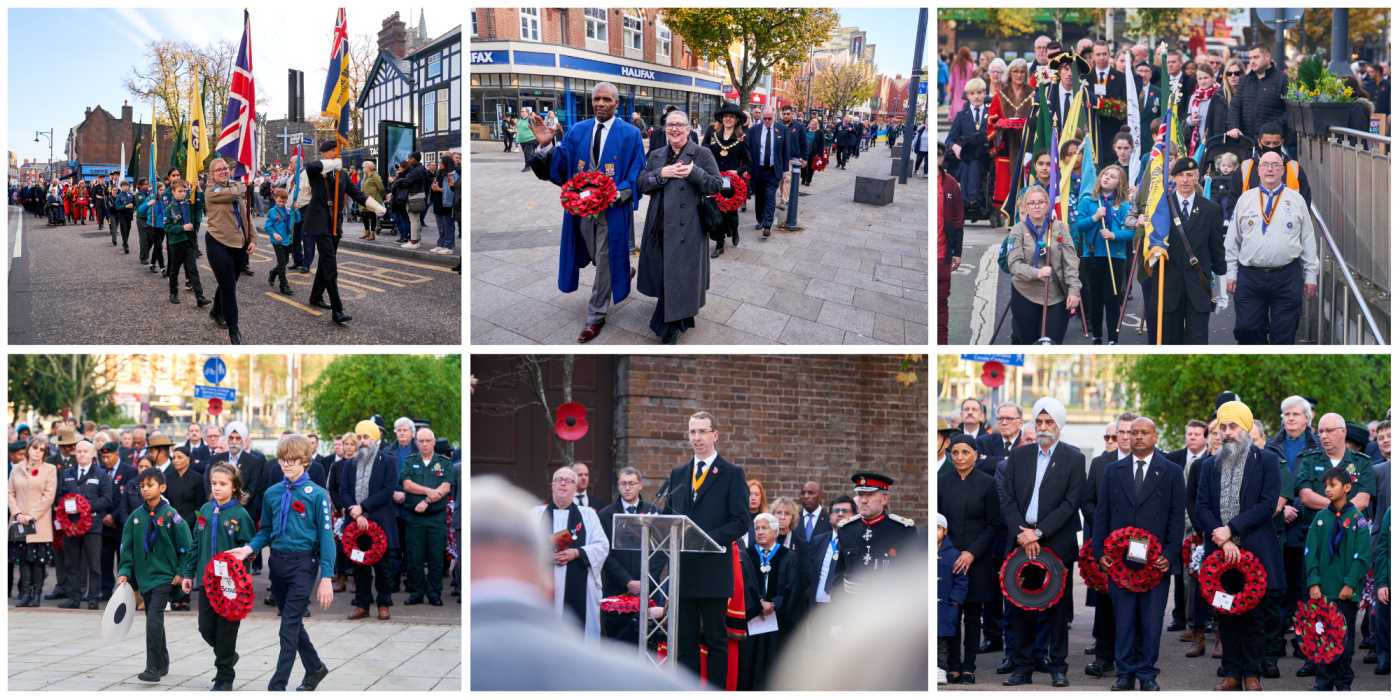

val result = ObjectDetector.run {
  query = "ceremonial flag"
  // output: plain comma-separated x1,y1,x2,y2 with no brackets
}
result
118,143,126,183
216,9,257,182
1077,134,1098,253
1141,140,1171,256
186,66,209,200
1123,50,1141,184
1047,122,1060,222
169,118,185,173
126,137,141,183
320,7,352,147
148,103,158,187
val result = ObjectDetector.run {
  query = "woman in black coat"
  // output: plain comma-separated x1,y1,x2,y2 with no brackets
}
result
936,435,1002,684
702,102,750,258
738,512,799,691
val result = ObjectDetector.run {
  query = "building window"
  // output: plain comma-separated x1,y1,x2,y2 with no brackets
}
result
437,89,450,133
520,8,540,42
624,13,643,52
423,92,436,133
471,10,477,37
585,8,607,43
427,53,441,82
657,19,672,62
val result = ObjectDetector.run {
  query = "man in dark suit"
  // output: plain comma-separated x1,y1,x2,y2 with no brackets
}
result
661,410,751,687
800,495,855,629
57,439,115,609
1166,419,1212,647
1046,54,1079,132
1093,417,1185,691
596,467,659,640
183,423,212,475
998,397,1085,688
337,423,403,621
303,139,386,325
793,480,832,547
1140,157,1226,344
211,421,270,574
1195,401,1284,691
1081,412,1137,678
1088,41,1126,167
746,107,788,239
1132,62,1164,143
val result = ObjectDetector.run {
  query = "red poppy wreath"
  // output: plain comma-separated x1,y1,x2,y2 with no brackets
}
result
812,153,828,172
1294,599,1347,664
1198,548,1268,615
1102,526,1164,593
341,519,389,566
1181,532,1203,570
1078,539,1109,592
560,170,618,219
712,170,748,213
202,551,255,621
53,494,93,538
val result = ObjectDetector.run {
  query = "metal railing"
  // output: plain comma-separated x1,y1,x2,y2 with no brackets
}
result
1296,126,1390,344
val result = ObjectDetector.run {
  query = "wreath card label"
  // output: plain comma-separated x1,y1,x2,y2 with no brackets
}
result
1213,591,1235,611
64,498,78,514
1127,537,1149,564
351,549,365,563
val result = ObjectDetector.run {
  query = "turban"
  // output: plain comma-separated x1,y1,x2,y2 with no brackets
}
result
1215,400,1254,433
936,513,948,530
354,420,382,442
225,421,249,439
1031,397,1068,430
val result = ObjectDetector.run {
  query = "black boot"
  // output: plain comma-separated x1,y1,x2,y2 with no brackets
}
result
279,282,293,296
267,269,277,287
170,293,180,304
711,242,724,258
228,327,243,345
196,296,211,308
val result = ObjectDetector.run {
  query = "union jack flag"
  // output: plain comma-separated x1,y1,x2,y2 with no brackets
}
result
216,9,256,182
321,7,352,146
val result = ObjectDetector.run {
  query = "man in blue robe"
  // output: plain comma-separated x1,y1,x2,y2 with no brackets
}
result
528,82,645,343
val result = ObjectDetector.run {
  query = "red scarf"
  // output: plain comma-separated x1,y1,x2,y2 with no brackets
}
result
1187,84,1220,153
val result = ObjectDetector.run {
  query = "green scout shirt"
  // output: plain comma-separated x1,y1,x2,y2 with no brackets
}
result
162,191,205,245
400,453,456,519
1294,449,1374,534
247,478,336,579
118,500,195,594
1304,503,1372,601
1375,509,1390,589
186,499,255,589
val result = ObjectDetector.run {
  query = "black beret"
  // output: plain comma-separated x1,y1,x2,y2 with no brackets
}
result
1171,157,1199,175
9,440,27,453
318,139,339,153
98,441,120,454
1345,422,1370,448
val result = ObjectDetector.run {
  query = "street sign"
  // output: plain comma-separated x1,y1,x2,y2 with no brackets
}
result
960,354,1025,367
203,357,227,384
207,398,223,416
194,385,237,402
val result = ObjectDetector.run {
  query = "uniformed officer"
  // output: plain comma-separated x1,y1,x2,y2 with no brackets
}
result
98,441,139,599
57,439,114,609
400,427,455,606
229,434,336,691
1225,149,1319,344
832,471,918,596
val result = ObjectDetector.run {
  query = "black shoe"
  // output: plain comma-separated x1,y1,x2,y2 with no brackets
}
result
1364,652,1378,664
228,329,243,345
1111,677,1134,691
170,293,180,304
212,314,228,329
1261,659,1280,678
956,672,976,684
1167,620,1186,632
87,600,98,610
1085,661,1114,678
428,597,443,606
1050,672,1069,687
296,665,329,691
996,659,1014,674
979,638,1003,654
196,296,211,308
138,669,162,683
280,284,294,296
265,595,276,606
711,245,724,258
331,311,352,325
267,270,277,287
57,599,80,609
763,228,771,238
404,596,424,606
124,247,130,254
1003,672,1032,686
185,280,192,290
44,590,66,600
1297,661,1317,677
662,328,681,345
309,299,332,310
1216,666,1227,677
1139,678,1160,691
241,267,253,277
1376,661,1390,675
211,681,233,691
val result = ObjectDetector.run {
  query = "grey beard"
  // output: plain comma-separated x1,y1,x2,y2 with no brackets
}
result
355,443,379,470
1036,431,1056,448
1217,437,1248,471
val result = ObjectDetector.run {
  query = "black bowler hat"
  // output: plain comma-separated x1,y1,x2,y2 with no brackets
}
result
318,139,339,153
1171,157,1199,175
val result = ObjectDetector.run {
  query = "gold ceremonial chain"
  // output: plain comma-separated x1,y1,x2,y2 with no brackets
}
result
711,129,743,158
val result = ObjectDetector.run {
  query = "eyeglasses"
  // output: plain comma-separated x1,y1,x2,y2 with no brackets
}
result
665,123,688,130
1226,70,1242,77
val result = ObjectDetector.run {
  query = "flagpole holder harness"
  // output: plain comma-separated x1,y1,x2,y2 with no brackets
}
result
612,513,724,672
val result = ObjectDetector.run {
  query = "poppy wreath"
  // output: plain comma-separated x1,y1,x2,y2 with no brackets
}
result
53,494,93,538
202,552,255,621
1102,526,1164,592
712,170,748,213
1198,548,1268,615
560,170,618,220
1293,599,1347,664
599,594,659,615
1077,539,1109,592
1000,548,1067,611
812,153,828,172
1181,532,1203,570
341,519,388,566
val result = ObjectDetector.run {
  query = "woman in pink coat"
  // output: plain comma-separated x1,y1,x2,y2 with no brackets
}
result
9,437,58,607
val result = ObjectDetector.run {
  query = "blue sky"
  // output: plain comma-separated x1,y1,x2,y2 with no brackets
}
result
8,6,447,163
835,8,932,77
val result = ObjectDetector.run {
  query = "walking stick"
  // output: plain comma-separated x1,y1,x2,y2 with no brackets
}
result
992,298,1014,343
1102,224,1119,297
1116,234,1141,332
1036,275,1053,345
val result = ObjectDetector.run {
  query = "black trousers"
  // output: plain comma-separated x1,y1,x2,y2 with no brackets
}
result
148,228,166,269
66,532,102,601
1010,574,1073,673
949,600,985,672
138,222,153,263
1283,546,1305,619
267,551,325,690
1319,600,1358,688
1219,604,1265,677
1010,288,1069,345
116,211,133,250
272,245,291,286
678,596,729,688
350,553,395,608
168,240,204,297
1092,592,1117,662
1148,302,1210,344
309,235,343,313
836,145,850,167
96,201,107,228
198,588,242,683
1377,601,1391,665
206,234,246,332
1262,589,1287,660
142,586,171,673
1233,260,1303,344
1081,256,1128,341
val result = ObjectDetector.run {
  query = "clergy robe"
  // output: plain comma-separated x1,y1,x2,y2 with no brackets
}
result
535,118,646,304
532,502,610,642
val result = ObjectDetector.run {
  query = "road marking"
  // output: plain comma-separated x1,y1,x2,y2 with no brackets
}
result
340,248,455,272
12,206,23,261
336,277,386,294
265,292,323,316
969,244,1000,344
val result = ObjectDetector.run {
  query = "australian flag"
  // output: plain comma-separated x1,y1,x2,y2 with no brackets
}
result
216,9,256,182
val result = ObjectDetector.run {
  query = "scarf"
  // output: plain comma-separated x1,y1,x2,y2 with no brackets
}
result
1024,216,1048,266
542,502,588,627
145,505,160,553
1188,84,1219,154
354,444,378,503
1218,446,1247,526
1329,505,1347,558
274,472,310,539
209,501,222,556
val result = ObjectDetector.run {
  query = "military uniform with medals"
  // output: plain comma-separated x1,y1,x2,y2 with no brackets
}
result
833,472,919,596
1294,449,1375,526
400,451,456,604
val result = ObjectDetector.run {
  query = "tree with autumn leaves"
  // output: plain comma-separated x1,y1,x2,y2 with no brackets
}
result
662,8,839,108
812,60,878,115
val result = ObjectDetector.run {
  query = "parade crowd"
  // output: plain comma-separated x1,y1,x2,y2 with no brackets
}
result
937,394,1391,690
7,415,460,690
936,35,1390,345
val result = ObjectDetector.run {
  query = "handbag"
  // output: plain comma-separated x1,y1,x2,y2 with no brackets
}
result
699,195,725,236
10,520,34,542
407,191,428,213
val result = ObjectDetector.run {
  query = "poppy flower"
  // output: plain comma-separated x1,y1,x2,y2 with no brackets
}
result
291,500,306,514
1103,527,1164,592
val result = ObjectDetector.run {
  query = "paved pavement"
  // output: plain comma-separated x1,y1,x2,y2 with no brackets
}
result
470,141,928,345
7,567,461,691
8,206,461,345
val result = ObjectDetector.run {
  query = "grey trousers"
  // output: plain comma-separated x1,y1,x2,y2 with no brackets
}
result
581,216,612,324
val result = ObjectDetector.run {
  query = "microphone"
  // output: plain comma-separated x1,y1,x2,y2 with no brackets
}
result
654,474,675,512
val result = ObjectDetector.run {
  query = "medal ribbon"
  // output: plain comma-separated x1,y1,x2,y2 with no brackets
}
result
1259,185,1283,236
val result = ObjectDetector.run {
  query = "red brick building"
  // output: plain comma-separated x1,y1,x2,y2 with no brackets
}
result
67,101,177,181
471,354,929,526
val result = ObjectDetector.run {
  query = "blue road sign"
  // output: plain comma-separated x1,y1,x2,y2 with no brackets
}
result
959,354,1025,366
203,357,227,384
194,385,237,402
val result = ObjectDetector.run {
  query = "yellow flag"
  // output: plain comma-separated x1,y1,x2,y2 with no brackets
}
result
187,65,207,193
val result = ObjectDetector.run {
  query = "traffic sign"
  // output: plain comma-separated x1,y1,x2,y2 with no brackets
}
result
960,354,1025,367
207,398,223,416
203,357,227,384
194,385,237,401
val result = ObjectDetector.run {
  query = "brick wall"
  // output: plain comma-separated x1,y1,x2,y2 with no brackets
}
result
614,355,929,525
72,105,176,178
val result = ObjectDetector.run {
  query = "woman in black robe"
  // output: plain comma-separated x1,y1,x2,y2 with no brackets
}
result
739,512,798,690
936,434,1002,684
702,102,750,258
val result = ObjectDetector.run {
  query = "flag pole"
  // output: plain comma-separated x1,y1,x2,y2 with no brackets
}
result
1155,258,1165,345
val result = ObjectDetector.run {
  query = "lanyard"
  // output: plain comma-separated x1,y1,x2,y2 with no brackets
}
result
1259,186,1283,236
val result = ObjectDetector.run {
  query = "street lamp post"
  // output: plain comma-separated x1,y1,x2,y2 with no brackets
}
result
33,129,53,181
898,8,928,185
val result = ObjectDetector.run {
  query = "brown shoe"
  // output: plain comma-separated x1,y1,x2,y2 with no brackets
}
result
577,321,605,344
377,606,390,620
1243,677,1262,691
1211,631,1222,659
1186,631,1206,658
333,575,347,593
1180,628,1195,642
347,607,369,620
1215,677,1241,691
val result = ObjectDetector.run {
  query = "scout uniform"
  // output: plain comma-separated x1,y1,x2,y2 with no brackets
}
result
1295,449,1375,528
246,474,335,691
187,498,255,689
833,472,919,595
1304,499,1372,690
1226,183,1319,344
117,498,195,680
400,450,456,604
163,190,207,304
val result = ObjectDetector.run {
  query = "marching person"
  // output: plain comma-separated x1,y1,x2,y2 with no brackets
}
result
117,467,195,683
747,107,789,240
1004,185,1081,344
1140,157,1226,344
400,427,454,607
1195,400,1284,690
304,140,386,327
527,82,646,344
1073,165,1133,344
703,102,750,258
998,397,1085,687
1226,149,1318,344
112,179,136,254
186,463,255,691
163,179,211,308
202,158,254,344
1092,417,1185,691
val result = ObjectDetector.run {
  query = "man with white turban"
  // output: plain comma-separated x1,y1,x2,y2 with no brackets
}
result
211,421,271,575
998,396,1085,688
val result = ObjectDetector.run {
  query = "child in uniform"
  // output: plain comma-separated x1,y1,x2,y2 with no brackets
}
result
1305,467,1373,690
116,467,194,683
186,462,255,691
264,188,294,296
163,179,210,307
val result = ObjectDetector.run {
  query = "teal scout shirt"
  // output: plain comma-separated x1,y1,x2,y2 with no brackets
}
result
400,453,456,517
1304,502,1372,600
247,479,337,579
186,499,255,589
117,500,195,594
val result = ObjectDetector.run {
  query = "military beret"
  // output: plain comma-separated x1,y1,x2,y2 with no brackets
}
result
318,139,339,154
98,441,120,454
9,440,28,453
1171,157,1199,175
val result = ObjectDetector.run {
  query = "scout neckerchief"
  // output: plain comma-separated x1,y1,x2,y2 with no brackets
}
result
1024,216,1048,266
274,472,310,539
144,503,161,553
1097,195,1120,258
542,501,588,624
1259,184,1284,236
1329,504,1349,557
209,500,222,555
